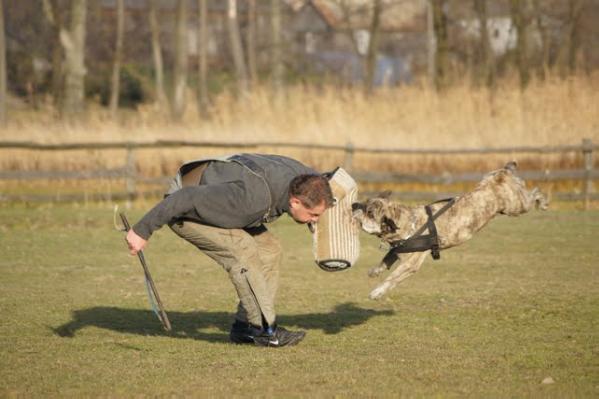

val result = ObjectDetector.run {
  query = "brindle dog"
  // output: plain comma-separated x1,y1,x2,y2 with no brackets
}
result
352,162,548,300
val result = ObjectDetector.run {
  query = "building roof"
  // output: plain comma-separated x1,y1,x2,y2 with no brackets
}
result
287,0,427,32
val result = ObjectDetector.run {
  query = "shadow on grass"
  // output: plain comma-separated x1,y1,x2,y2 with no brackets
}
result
52,302,394,343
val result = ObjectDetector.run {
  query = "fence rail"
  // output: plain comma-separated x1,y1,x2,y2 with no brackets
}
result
0,138,596,208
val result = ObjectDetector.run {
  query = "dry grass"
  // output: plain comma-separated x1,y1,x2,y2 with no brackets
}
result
0,73,597,196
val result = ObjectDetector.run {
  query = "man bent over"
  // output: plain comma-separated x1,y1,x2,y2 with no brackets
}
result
125,153,334,347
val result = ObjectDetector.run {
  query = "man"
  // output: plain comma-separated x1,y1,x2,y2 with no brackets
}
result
125,153,334,347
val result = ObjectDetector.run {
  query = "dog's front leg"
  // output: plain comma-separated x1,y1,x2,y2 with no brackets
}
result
369,250,402,277
368,260,390,277
369,252,428,300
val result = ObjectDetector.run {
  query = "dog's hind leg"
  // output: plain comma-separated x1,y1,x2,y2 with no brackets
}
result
530,187,549,210
369,252,428,300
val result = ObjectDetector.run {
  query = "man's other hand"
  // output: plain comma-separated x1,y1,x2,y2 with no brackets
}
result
126,229,147,255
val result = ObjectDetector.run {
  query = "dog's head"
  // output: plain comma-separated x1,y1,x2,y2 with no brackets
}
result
351,195,401,240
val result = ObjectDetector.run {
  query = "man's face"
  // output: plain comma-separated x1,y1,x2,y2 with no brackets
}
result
288,197,327,224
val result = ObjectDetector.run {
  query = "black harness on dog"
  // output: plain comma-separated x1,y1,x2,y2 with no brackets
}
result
381,197,457,269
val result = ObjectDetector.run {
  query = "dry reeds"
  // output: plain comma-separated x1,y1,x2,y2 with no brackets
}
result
1,73,597,178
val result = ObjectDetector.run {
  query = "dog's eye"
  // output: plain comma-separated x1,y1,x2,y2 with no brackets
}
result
366,210,374,218
382,216,398,233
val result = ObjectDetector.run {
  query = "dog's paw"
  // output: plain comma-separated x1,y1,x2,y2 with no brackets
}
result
368,266,385,278
537,194,549,211
368,286,387,300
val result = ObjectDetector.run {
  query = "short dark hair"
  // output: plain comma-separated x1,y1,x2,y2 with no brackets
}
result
289,174,335,209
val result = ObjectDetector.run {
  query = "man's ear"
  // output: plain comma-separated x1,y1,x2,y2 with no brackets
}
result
289,196,301,208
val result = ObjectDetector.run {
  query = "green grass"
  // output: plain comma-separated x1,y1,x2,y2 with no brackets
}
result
0,203,598,397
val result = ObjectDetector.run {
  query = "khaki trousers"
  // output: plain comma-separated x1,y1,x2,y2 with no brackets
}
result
169,220,282,328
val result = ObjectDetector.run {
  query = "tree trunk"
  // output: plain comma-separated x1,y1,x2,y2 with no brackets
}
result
149,0,167,109
473,0,495,88
510,0,530,90
426,0,435,86
270,0,283,98
431,0,449,91
227,0,248,96
197,0,210,118
247,0,258,86
0,0,6,125
364,0,382,94
109,0,124,117
61,0,87,120
43,0,64,107
532,0,550,79
171,0,188,121
567,0,584,75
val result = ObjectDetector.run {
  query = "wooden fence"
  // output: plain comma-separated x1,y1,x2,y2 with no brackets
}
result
0,138,597,209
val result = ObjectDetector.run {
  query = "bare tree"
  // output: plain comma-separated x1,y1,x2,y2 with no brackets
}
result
364,0,382,94
227,0,249,96
149,0,167,109
171,0,188,121
270,0,283,98
431,0,449,90
510,0,530,89
61,0,87,119
427,0,435,85
566,0,585,74
109,0,125,117
247,0,258,86
197,0,210,118
532,0,550,79
42,0,64,107
0,0,6,125
473,0,495,88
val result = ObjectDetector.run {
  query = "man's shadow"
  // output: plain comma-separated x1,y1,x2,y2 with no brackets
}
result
52,302,394,343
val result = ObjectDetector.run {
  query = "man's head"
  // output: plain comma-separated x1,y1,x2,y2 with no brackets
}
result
288,174,334,224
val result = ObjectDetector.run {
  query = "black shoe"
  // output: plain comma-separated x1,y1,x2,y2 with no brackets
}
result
229,320,255,344
252,325,306,348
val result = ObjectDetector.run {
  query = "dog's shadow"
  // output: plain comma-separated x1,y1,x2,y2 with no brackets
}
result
52,302,394,343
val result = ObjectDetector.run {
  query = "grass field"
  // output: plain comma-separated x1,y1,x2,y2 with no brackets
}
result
0,203,598,397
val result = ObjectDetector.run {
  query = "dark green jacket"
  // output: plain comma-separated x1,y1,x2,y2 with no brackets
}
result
133,154,315,239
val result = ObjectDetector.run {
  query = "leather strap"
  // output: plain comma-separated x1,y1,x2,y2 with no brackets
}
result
382,197,457,268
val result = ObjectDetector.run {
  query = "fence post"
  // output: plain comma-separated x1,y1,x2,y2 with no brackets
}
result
582,138,594,210
125,144,137,208
343,141,354,173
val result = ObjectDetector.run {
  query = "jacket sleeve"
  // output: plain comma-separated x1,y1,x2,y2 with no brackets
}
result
132,181,267,239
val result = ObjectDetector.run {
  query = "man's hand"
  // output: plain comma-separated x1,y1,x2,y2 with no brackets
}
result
126,229,147,255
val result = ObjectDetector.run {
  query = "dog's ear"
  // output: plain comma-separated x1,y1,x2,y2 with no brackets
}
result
505,161,518,172
378,190,392,199
381,216,398,234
